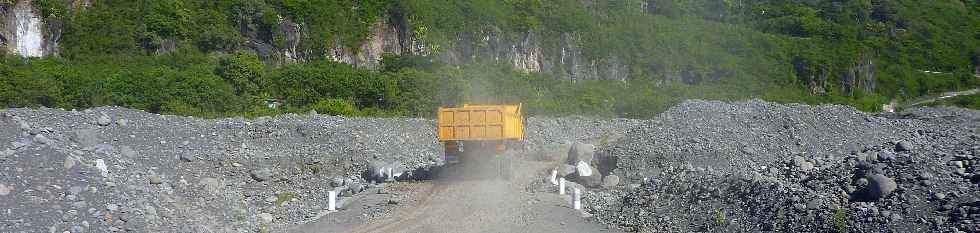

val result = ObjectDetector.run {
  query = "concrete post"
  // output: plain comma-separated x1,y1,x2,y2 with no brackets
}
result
328,191,337,211
573,188,581,210
550,169,558,185
559,178,566,195
387,167,394,181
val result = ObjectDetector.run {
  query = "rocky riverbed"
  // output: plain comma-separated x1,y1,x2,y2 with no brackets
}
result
1,100,977,233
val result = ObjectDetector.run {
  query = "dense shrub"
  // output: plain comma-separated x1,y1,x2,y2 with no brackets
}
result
306,98,359,116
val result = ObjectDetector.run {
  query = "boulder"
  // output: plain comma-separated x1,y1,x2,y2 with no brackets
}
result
863,174,897,201
257,213,274,224
896,141,913,152
349,183,365,194
250,168,273,182
97,115,112,126
538,143,572,161
367,160,405,182
71,129,101,148
331,177,345,187
575,161,593,177
580,167,603,188
602,174,621,188
566,142,595,164
148,175,163,185
792,156,806,167
33,134,52,145
557,164,576,177
799,161,815,172
179,154,195,162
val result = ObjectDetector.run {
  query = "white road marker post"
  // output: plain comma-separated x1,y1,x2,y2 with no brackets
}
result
573,188,581,210
387,167,394,181
550,169,558,185
328,191,337,211
559,178,566,195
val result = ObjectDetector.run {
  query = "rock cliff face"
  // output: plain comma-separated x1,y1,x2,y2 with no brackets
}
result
0,0,59,57
973,56,979,77
794,53,878,95
320,14,629,81
327,14,427,70
841,53,877,95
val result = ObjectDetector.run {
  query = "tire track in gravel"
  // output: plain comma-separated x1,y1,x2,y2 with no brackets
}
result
338,159,622,233
349,180,452,233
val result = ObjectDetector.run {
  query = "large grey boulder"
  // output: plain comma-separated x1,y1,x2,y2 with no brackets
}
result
557,164,577,177
367,160,406,182
537,143,572,161
71,129,101,148
575,161,593,177
862,174,897,201
896,141,914,152
602,174,621,188
96,115,112,126
566,142,595,164
148,175,163,185
580,167,603,188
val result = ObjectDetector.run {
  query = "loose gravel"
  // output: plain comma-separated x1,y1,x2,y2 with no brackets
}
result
587,100,980,233
2,99,977,233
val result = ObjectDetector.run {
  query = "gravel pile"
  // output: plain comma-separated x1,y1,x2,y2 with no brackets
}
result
0,107,442,232
0,107,638,233
3,100,977,233
587,100,980,232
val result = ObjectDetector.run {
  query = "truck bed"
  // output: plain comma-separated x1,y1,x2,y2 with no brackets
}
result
437,104,524,142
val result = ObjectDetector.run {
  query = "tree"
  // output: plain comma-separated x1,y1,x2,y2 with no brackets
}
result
218,51,264,97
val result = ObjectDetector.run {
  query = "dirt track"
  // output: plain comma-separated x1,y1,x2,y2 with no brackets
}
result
295,160,622,233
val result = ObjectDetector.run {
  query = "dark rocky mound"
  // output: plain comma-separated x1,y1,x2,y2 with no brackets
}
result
590,100,980,233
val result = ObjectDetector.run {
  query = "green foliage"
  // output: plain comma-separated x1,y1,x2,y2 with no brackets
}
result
144,0,191,38
32,0,65,18
713,209,727,226
2,0,978,119
306,162,322,175
307,98,359,116
218,51,265,97
930,93,980,110
833,208,849,233
275,192,298,205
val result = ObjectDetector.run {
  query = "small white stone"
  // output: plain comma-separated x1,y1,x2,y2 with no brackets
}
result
257,213,274,224
95,159,108,177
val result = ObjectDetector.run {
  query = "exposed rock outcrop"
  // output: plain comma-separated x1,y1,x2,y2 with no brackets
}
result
322,15,628,81
1,0,60,57
841,53,877,95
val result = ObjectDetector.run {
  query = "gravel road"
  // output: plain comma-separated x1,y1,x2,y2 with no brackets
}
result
296,157,622,233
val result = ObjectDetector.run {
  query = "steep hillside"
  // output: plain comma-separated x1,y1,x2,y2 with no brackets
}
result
1,0,978,118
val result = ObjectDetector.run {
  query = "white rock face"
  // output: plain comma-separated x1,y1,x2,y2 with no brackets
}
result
13,0,43,57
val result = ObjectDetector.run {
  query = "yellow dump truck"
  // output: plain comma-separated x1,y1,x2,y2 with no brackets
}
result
437,103,524,178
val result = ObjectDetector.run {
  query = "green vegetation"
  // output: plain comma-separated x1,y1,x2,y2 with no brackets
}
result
275,191,299,205
929,93,980,109
1,0,978,118
713,208,727,226
306,162,322,175
832,207,849,233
